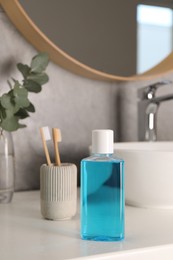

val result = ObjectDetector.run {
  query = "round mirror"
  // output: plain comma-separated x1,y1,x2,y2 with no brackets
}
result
1,0,173,81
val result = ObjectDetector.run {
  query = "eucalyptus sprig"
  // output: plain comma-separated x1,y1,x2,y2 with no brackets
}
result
0,52,49,132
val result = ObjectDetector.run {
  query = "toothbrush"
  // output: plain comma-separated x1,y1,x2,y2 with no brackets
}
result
40,126,51,166
52,128,61,166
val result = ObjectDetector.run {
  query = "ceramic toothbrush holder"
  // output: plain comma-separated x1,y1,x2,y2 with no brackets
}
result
40,163,77,220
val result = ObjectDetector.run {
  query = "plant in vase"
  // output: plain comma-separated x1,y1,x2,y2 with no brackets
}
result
0,52,49,203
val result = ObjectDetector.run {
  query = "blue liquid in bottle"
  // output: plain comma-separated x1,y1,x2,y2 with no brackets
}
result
81,155,124,241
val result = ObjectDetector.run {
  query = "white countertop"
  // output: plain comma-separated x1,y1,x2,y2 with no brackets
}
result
1,190,173,260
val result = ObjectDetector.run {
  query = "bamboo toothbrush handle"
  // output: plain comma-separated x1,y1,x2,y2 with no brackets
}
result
54,143,61,166
52,128,61,166
40,129,51,166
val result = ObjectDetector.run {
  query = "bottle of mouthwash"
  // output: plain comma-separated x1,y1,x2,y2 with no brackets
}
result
80,129,124,241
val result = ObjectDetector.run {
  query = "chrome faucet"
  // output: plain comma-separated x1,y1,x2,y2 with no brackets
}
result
138,81,173,141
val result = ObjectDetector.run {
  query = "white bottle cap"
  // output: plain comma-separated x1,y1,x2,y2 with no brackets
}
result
92,129,114,154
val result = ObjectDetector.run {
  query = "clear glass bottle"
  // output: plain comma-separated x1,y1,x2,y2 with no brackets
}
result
0,129,15,203
80,129,124,241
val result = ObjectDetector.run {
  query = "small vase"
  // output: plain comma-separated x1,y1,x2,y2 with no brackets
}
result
0,130,15,203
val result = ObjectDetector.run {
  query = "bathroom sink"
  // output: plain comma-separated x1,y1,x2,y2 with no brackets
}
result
114,142,173,209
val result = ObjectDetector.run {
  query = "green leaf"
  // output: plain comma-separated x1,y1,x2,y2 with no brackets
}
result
17,63,30,78
5,109,15,118
0,116,21,131
15,96,30,108
24,80,42,93
25,102,35,112
1,94,12,109
31,52,49,73
28,73,49,85
13,85,28,97
1,94,19,113
12,79,20,87
0,105,6,119
15,108,29,119
13,85,30,108
0,52,49,132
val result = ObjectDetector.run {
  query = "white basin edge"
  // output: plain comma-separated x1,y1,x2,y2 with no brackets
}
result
114,141,173,151
77,243,173,260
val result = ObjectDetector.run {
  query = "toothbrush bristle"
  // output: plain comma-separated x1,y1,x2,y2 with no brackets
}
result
42,126,51,140
56,128,62,142
53,128,62,142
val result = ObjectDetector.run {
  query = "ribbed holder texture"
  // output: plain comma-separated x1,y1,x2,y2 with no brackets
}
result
40,163,77,220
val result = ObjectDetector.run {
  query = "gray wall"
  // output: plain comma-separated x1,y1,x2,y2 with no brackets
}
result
1,7,173,191
0,9,120,190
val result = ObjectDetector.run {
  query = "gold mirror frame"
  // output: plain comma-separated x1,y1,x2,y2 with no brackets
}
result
1,0,173,81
